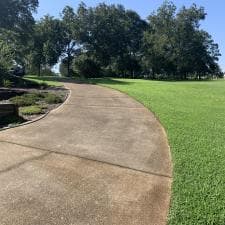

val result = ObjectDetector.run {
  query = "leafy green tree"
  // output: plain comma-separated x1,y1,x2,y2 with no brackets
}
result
0,0,39,79
143,1,221,79
143,1,177,79
77,3,126,66
59,58,76,77
110,10,147,77
175,5,221,79
0,38,14,83
0,39,14,70
0,0,221,80
74,3,146,77
29,16,64,76
0,0,38,31
61,6,79,77
72,54,101,78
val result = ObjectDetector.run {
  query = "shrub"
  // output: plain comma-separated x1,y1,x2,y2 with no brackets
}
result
3,79,13,88
10,93,41,107
10,92,63,107
0,63,9,86
20,105,43,115
43,93,63,104
41,68,57,76
38,82,49,90
73,54,101,78
60,57,76,77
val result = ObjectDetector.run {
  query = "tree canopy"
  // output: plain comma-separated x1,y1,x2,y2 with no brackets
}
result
0,0,38,31
0,0,222,81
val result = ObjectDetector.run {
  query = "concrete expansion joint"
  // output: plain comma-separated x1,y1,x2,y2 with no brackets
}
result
64,104,145,109
71,96,130,99
0,140,172,179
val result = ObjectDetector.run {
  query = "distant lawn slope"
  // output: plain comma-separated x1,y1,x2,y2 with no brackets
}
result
24,75,65,87
93,78,225,225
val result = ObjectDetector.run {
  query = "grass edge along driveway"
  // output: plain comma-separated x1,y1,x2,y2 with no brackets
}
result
92,78,225,225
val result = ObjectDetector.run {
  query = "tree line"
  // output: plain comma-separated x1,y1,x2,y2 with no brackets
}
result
0,0,223,81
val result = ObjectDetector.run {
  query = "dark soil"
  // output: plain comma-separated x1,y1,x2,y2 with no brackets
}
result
0,89,27,101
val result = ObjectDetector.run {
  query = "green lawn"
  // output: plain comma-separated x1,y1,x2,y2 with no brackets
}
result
24,75,65,87
93,78,225,225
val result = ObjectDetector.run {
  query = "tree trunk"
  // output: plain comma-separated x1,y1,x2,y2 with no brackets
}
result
152,68,155,80
38,63,41,77
67,54,70,77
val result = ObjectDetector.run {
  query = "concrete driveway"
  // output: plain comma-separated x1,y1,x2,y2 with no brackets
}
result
0,82,172,225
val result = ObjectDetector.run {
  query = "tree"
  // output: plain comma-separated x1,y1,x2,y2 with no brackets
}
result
0,38,14,70
0,0,38,31
175,5,221,79
143,1,177,79
74,3,146,77
29,16,64,76
61,6,79,77
1,0,221,80
76,3,126,66
72,54,101,78
143,1,221,79
0,0,39,79
0,38,14,83
107,10,147,78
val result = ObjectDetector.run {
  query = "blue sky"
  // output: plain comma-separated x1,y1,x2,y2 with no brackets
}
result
36,0,225,71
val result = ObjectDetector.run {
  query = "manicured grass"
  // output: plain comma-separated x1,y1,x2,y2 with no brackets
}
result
93,78,225,225
25,75,64,87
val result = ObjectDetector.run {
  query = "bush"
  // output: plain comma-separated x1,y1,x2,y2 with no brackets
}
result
59,60,68,77
59,58,75,77
73,54,101,78
10,92,63,107
43,93,63,104
10,93,41,107
3,79,13,88
20,105,43,115
41,68,57,76
0,63,9,86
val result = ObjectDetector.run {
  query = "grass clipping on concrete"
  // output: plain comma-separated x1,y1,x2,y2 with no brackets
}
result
94,78,225,225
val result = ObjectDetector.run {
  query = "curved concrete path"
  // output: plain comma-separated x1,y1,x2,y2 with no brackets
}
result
0,82,172,225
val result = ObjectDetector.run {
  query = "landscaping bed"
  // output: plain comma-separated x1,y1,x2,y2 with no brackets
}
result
0,87,68,129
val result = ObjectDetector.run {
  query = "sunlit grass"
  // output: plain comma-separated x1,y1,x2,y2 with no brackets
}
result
25,75,64,87
93,78,225,225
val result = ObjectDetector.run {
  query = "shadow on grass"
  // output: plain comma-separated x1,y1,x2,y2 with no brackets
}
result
87,78,132,86
26,75,72,83
143,78,224,83
26,76,132,86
